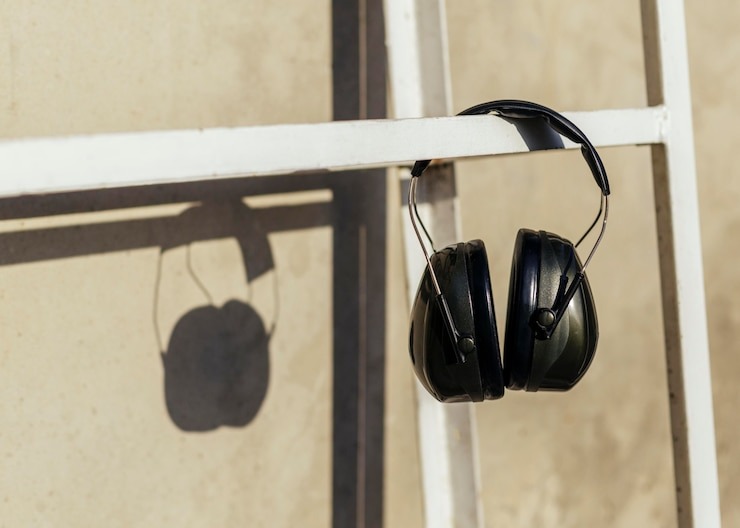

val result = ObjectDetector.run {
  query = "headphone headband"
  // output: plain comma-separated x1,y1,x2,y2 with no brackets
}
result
411,99,611,196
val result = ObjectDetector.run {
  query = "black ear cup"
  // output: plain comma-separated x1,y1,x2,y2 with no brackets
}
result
410,243,480,402
409,240,504,402
504,229,599,392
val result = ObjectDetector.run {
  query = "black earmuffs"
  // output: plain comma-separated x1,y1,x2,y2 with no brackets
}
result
408,100,610,403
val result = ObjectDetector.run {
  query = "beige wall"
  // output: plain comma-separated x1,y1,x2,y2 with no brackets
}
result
0,1,737,527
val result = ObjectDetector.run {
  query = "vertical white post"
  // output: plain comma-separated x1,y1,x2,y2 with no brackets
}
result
641,1,722,526
384,1,485,527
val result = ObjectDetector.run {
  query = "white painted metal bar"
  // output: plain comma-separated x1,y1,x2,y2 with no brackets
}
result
384,0,482,527
0,107,663,199
641,1,721,526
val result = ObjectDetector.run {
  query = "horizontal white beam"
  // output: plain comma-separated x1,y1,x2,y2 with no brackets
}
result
0,106,666,198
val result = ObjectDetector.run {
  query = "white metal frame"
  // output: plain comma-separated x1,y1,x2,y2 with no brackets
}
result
0,0,720,526
384,1,483,526
0,108,661,198
641,1,721,526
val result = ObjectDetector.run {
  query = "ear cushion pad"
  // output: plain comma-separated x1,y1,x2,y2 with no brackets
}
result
464,240,504,400
503,229,541,390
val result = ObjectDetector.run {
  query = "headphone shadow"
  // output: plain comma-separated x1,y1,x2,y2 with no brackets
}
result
0,171,387,525
155,200,276,432
3,0,389,520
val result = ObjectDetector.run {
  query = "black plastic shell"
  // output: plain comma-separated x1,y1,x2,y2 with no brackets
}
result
409,241,505,402
504,229,599,391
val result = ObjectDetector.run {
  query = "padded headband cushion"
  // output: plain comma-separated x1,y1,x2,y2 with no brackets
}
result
458,100,609,195
411,99,610,196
